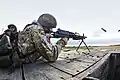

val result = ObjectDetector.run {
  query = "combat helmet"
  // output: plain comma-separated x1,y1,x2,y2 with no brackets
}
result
8,24,17,32
37,13,57,28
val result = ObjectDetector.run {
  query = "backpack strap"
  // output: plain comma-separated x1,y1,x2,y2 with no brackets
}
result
6,35,12,49
24,22,38,30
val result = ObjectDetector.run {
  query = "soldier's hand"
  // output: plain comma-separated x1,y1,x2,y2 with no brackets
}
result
43,33,52,43
61,38,69,45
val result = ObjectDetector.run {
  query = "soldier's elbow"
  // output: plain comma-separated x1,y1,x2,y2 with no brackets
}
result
45,52,59,63
47,57,58,63
48,60,56,63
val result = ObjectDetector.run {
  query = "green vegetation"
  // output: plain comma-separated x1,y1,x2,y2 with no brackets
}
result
64,46,94,50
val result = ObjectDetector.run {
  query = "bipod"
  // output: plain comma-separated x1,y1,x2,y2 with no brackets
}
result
76,34,90,52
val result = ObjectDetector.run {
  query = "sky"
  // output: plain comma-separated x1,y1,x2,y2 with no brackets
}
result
0,0,120,46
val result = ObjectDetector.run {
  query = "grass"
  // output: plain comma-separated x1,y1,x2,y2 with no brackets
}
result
63,46,94,50
63,44,120,51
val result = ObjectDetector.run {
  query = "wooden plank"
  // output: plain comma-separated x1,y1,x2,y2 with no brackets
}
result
76,53,100,63
72,53,110,80
66,77,80,80
23,61,72,80
89,51,107,57
50,51,104,76
49,58,93,75
0,68,22,80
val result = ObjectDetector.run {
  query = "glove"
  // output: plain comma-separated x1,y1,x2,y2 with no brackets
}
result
56,38,69,47
61,38,69,45
43,33,52,43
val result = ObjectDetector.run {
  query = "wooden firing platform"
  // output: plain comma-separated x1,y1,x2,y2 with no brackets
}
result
0,50,109,80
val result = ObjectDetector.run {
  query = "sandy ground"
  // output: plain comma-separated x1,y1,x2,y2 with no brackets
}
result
60,46,120,60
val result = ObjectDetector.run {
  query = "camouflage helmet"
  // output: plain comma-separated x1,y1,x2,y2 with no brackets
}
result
8,24,17,32
37,13,57,28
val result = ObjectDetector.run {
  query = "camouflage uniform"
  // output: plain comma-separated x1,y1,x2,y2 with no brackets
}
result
18,22,68,63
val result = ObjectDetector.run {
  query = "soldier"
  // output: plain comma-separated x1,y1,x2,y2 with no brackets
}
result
0,29,12,56
7,24,18,50
18,13,69,63
0,29,13,67
0,24,18,40
7,24,21,68
0,24,19,68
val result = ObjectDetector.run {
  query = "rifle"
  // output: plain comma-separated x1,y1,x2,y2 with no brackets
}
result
52,28,90,52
